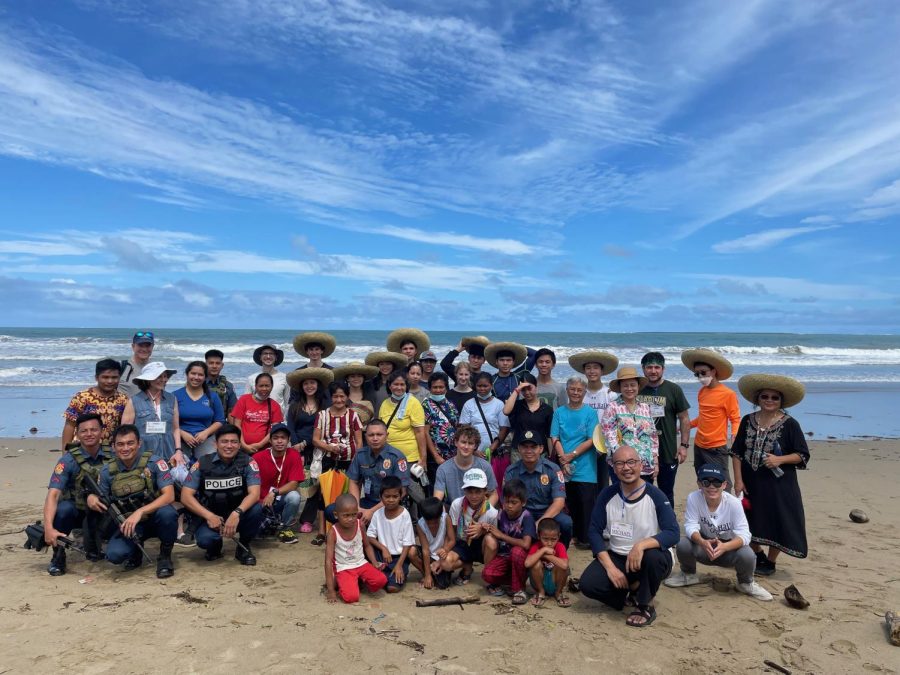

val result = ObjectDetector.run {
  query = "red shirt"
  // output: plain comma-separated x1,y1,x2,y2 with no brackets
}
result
528,541,568,569
255,447,305,500
232,394,284,446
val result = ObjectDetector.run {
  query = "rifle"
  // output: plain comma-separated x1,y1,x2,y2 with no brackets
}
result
82,472,154,564
24,521,86,556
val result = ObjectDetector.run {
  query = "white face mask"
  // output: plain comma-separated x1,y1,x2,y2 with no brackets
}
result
699,376,713,387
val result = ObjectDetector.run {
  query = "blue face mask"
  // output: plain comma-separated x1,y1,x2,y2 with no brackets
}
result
429,394,446,402
477,392,492,401
391,393,405,402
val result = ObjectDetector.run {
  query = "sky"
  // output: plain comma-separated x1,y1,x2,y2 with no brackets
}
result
0,1,898,333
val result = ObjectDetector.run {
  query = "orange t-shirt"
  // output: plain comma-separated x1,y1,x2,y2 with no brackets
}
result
690,384,741,448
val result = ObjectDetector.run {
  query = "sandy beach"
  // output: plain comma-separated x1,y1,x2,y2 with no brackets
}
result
1,437,898,674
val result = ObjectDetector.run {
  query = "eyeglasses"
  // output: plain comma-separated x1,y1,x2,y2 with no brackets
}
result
612,459,639,468
133,331,154,339
700,479,724,488
758,394,781,401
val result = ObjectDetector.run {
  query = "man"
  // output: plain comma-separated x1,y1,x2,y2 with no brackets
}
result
60,358,127,452
485,342,536,402
43,413,111,575
568,350,619,488
534,348,568,410
89,424,178,578
255,423,305,544
440,336,489,383
180,424,264,565
418,350,438,379
433,424,498,507
293,332,336,370
579,446,679,627
664,464,772,601
681,349,741,483
205,349,238,418
637,352,691,504
343,420,411,523
119,331,155,397
246,344,291,413
503,430,572,548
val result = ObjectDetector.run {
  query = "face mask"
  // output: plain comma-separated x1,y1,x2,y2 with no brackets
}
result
699,376,713,387
390,393,405,402
477,392,492,401
429,394,446,402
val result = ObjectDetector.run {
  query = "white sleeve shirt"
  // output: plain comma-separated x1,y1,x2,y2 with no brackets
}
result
683,491,751,547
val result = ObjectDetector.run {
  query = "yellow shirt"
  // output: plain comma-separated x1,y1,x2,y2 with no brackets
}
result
378,395,425,462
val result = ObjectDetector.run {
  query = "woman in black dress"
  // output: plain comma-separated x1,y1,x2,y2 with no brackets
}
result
731,374,809,576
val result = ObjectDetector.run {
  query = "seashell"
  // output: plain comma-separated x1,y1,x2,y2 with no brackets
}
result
849,509,869,523
784,584,810,609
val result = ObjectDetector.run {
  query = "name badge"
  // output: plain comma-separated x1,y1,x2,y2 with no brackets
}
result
610,521,634,540
649,404,665,418
146,421,166,434
363,477,372,497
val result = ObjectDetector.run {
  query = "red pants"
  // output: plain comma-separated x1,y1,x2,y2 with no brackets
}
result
491,455,511,493
335,562,387,603
481,547,527,592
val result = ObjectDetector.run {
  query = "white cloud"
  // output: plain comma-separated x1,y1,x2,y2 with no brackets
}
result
689,273,890,301
712,225,838,253
800,215,835,224
360,224,537,255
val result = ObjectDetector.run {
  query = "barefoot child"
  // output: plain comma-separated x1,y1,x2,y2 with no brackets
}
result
409,497,454,589
525,518,571,607
481,478,536,604
325,494,387,604
366,476,415,593
441,468,499,584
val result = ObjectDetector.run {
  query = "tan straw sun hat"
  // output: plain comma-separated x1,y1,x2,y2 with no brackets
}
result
567,350,619,375
461,335,490,351
286,367,334,391
484,341,527,368
608,366,649,393
332,361,379,381
386,328,431,354
681,348,734,381
738,373,805,409
292,331,337,358
365,351,409,370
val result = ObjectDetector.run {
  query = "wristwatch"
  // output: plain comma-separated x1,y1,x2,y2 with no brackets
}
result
680,442,690,449
233,507,244,518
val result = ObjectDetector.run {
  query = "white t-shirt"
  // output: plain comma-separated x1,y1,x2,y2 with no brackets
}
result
448,496,499,531
458,397,509,451
246,370,291,413
584,385,618,421
683,491,751,546
366,507,415,555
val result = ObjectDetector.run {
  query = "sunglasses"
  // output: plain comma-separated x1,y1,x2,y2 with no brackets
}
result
133,331,154,339
759,394,782,401
700,479,724,488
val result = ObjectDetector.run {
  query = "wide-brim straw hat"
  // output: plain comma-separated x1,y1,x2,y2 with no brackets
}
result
386,328,431,354
484,341,527,368
592,424,607,454
461,335,490,352
608,366,649,393
333,361,379,381
293,331,337,358
365,351,409,370
133,361,177,381
738,373,805,409
253,344,285,367
568,351,619,375
681,348,734,381
286,367,334,391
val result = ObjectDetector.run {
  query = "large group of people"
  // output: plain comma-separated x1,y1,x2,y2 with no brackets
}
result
40,329,811,627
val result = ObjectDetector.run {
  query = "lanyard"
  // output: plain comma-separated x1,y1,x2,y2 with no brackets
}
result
269,450,285,486
619,483,645,518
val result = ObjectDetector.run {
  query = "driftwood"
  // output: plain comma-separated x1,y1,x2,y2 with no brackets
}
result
886,611,900,646
415,595,479,608
763,660,791,674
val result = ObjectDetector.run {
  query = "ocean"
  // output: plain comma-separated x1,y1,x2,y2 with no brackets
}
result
1,328,898,439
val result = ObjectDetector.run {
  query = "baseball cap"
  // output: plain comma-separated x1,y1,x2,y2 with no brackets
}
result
132,331,155,345
461,468,488,489
696,464,727,483
516,429,545,447
419,350,438,362
269,423,291,438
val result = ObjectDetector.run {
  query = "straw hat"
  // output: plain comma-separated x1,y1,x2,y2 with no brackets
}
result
681,348,734,381
253,344,285,367
133,361,177,381
386,328,431,354
292,331,337,358
461,335,490,352
365,351,409,370
591,425,607,454
608,366,649,393
567,351,619,375
332,361,379,381
286,367,334,391
484,341,527,368
738,373,805,409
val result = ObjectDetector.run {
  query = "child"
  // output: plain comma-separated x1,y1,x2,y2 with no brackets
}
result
525,518,570,607
441,468,499,584
481,478,536,604
325,494,387,604
409,497,454,589
366,476,415,593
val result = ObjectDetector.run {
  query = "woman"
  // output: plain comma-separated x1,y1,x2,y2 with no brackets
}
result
406,362,428,403
503,372,554,446
333,361,378,425
232,372,284,454
309,382,363,546
246,344,291,412
378,370,428,508
601,366,659,485
459,372,510,483
122,361,182,468
550,376,600,549
422,372,459,485
732,374,809,576
174,361,225,459
365,351,408,412
447,361,475,412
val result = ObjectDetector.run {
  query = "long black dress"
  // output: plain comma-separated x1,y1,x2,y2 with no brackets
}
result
731,413,809,558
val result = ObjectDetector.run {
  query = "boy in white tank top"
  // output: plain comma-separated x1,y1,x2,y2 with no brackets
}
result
325,494,387,603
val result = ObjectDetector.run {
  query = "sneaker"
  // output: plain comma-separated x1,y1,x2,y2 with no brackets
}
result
664,572,700,588
175,532,196,547
737,580,773,601
278,529,299,544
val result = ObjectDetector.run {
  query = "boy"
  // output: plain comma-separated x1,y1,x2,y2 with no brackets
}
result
256,423,305,544
205,349,238,418
525,519,570,607
434,424,498,507
534,348,568,410
366,476,415,593
325,494,387,603
441,468,499,584
409,497,454,589
481,479,536,604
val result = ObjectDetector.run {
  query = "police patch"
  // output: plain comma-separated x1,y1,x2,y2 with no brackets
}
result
556,471,565,483
156,459,168,471
382,458,391,469
190,461,200,471
540,474,550,485
54,462,65,474
249,460,260,472
398,460,407,472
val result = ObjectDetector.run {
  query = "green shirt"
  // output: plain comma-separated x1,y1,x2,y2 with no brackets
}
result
638,380,690,464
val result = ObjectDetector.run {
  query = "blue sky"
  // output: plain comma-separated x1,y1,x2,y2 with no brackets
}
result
0,1,898,332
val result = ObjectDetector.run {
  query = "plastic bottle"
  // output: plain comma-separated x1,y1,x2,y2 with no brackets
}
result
770,440,784,478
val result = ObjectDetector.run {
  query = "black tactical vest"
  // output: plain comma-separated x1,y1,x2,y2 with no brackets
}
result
198,452,250,517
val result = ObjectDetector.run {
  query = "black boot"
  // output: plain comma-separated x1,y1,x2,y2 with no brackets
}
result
156,543,175,579
235,540,256,566
204,538,223,562
47,546,66,576
123,550,143,571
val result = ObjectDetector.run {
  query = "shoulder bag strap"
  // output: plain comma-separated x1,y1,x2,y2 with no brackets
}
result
474,398,494,444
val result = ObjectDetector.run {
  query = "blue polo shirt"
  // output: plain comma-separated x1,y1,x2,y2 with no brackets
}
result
504,457,566,516
48,446,110,492
347,444,410,501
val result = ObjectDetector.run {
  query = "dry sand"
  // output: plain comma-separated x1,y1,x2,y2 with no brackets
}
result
0,437,898,674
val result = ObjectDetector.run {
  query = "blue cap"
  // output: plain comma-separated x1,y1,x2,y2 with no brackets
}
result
269,423,291,438
696,464,727,482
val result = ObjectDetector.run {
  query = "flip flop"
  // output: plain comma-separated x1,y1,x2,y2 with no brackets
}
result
555,594,572,608
512,591,528,605
310,534,327,546
626,605,657,628
453,572,471,586
531,594,547,607
486,585,506,597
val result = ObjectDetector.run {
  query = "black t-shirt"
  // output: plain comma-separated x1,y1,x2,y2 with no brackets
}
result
509,398,554,444
448,389,476,415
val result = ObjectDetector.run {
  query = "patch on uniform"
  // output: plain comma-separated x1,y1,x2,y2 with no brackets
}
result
54,462,65,474
190,461,200,471
382,459,391,469
398,460,407,472
249,460,260,472
540,474,550,485
556,471,565,483
156,459,168,471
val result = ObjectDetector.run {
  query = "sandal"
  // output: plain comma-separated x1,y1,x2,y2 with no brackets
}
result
624,591,637,607
486,585,505,597
453,572,471,586
512,591,528,605
531,594,547,607
300,522,313,534
555,594,572,608
310,534,327,546
626,604,657,628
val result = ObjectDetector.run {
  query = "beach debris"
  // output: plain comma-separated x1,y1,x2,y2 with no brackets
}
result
29,427,38,434
78,576,94,584
415,595,479,608
886,611,900,646
172,590,208,605
849,509,869,523
784,585,810,610
763,660,792,674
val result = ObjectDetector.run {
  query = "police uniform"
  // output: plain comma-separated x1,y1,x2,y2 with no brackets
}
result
504,456,573,547
207,375,238,415
347,444,411,509
98,451,178,566
184,452,263,557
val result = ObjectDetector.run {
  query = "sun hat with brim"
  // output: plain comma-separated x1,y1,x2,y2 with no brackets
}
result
253,344,285,367
484,342,527,368
286,367,334,391
386,328,431,354
681,348,733,381
332,361,379,381
591,425,607,455
364,351,409,370
608,366,649,393
568,351,619,375
292,331,337,358
133,361,177,381
738,373,805,409
461,336,490,352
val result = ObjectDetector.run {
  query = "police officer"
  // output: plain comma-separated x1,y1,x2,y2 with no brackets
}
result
180,424,263,565
42,413,111,575
503,430,573,548
344,419,410,523
89,423,178,578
